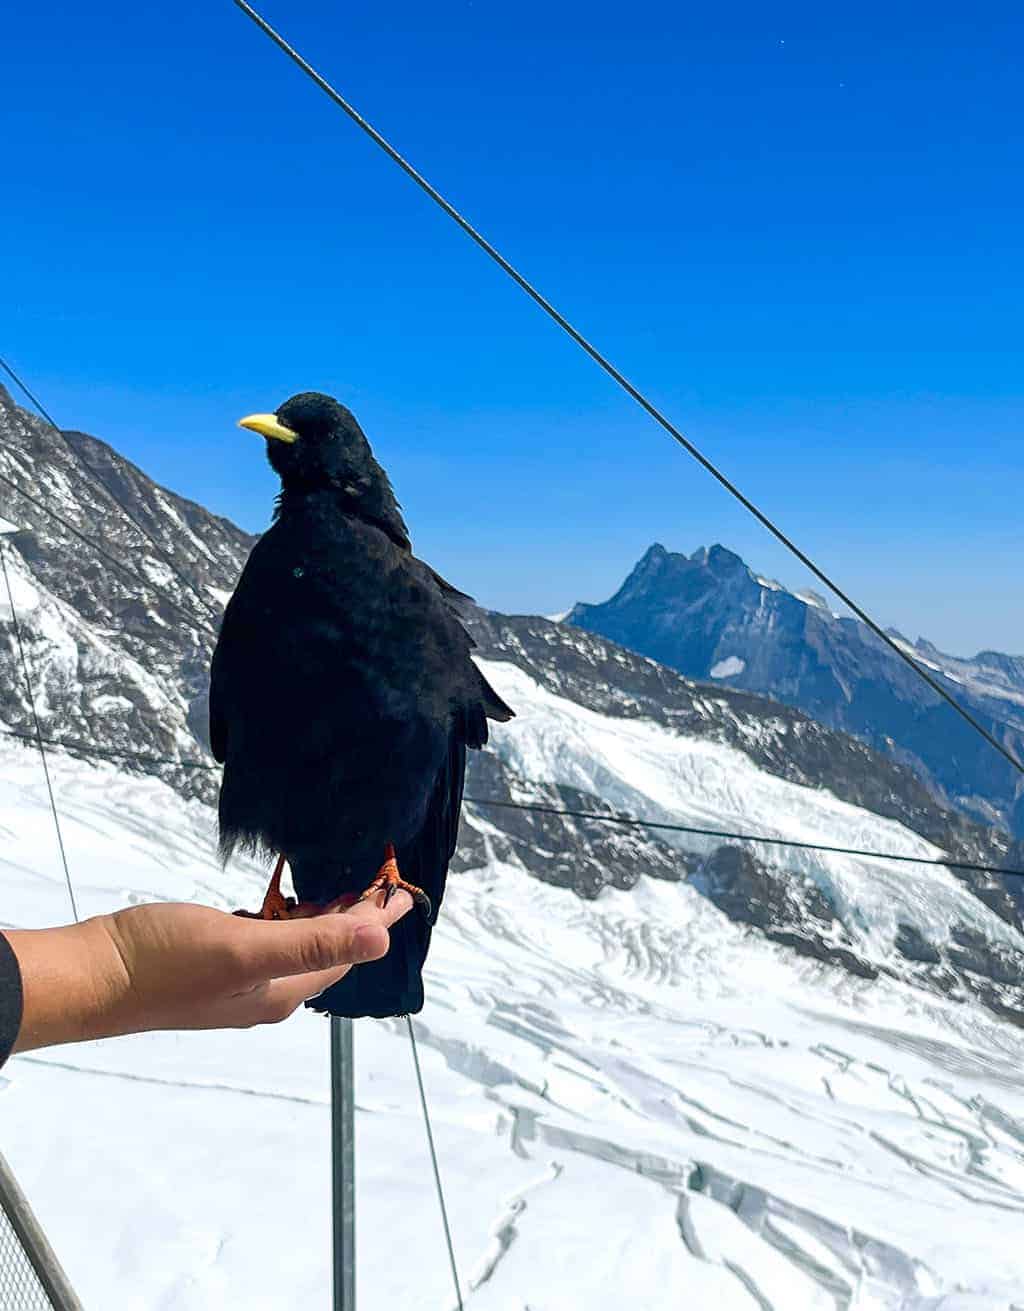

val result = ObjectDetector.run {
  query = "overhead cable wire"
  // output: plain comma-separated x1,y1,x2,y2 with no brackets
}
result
405,1017,464,1311
0,354,223,632
228,0,1024,779
0,726,215,769
464,795,1024,878
0,355,62,431
1,723,1020,880
0,466,218,640
0,542,79,922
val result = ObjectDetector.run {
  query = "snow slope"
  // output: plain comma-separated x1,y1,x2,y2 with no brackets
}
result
4,682,1024,1310
475,658,1024,967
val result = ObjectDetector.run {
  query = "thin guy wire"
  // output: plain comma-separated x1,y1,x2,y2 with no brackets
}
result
0,356,61,430
1,354,223,630
405,1017,465,1311
0,467,218,640
464,796,1024,878
228,0,1024,778
1,543,79,922
0,726,214,768
1,722,1021,879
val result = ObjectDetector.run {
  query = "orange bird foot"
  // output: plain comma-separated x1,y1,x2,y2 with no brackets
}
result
358,843,432,917
234,853,322,920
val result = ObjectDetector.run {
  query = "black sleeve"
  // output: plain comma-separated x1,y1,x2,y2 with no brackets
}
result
0,933,23,1069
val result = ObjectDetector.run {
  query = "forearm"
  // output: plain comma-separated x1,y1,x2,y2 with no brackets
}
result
3,894,409,1054
7,917,126,1054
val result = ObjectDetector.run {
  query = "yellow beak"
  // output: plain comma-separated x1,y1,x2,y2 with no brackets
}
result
237,413,300,444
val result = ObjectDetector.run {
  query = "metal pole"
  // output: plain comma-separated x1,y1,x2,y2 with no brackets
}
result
330,1017,356,1311
0,1151,85,1311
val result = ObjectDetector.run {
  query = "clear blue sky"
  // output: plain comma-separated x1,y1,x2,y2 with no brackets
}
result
3,1,1022,652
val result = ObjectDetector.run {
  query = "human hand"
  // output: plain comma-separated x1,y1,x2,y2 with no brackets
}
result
8,891,412,1054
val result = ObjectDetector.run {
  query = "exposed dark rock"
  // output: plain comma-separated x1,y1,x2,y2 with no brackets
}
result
947,924,1024,986
695,844,878,979
457,753,689,898
894,923,941,965
0,383,254,804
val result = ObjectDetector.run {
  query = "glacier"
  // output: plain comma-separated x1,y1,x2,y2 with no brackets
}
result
4,671,1024,1310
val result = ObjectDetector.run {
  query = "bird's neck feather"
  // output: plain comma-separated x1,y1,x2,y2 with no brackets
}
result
274,482,411,551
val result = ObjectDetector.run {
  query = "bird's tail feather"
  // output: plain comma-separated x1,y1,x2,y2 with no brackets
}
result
307,912,430,1017
304,716,471,1019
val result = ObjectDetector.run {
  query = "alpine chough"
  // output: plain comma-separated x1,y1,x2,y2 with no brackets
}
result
210,392,513,1018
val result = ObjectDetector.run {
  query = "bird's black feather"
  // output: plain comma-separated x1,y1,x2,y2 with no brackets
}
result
309,717,467,1017
210,393,512,1017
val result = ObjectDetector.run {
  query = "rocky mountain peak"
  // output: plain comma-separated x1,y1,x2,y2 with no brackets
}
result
570,542,1024,836
0,384,255,801
705,542,747,573
583,542,760,631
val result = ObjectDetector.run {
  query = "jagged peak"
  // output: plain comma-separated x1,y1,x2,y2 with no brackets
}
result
706,542,745,569
635,541,750,577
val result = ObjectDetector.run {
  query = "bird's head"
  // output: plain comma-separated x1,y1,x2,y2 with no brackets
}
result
238,392,411,547
238,392,370,490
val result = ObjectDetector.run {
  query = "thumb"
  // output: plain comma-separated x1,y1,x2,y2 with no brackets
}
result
234,892,412,982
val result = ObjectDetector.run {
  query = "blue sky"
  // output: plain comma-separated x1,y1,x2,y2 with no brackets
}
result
4,1,1023,651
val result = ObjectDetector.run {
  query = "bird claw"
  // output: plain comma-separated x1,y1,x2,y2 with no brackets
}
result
233,848,432,921
232,853,318,920
358,844,432,917
358,878,432,918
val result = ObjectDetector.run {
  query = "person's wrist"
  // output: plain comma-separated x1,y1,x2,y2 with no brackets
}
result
9,916,130,1052
76,914,138,1040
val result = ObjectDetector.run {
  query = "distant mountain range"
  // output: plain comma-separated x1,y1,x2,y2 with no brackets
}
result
569,543,1024,836
3,383,1024,1026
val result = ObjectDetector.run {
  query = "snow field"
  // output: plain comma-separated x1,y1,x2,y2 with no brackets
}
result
2,688,1024,1307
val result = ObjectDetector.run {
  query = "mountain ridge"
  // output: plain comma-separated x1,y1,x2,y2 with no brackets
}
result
569,540,1024,835
4,385,1024,1024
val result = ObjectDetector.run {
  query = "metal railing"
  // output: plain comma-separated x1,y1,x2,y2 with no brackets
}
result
0,1151,84,1311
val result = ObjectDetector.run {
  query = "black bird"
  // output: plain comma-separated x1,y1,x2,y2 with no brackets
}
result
209,392,513,1017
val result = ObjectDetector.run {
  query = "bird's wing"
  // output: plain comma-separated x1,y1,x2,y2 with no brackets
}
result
396,713,469,924
406,556,515,731
315,709,469,1018
210,518,512,773
426,566,475,614
208,534,301,764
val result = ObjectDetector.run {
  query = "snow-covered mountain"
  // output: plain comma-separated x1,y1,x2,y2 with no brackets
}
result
0,383,251,803
569,543,1024,836
2,383,1024,1018
5,387,1024,1304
